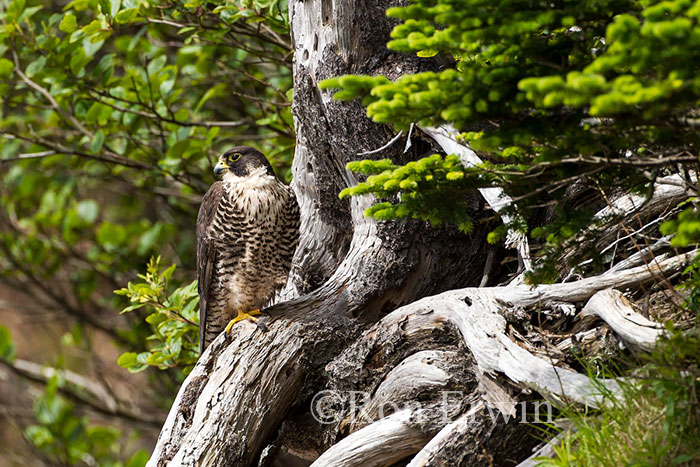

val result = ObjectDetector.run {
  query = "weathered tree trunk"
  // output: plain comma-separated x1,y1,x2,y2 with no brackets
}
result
146,0,693,465
148,0,494,465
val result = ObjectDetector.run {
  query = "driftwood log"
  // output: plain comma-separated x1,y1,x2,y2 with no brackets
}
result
146,0,694,465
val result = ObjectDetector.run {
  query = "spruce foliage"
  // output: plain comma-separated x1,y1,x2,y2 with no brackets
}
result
323,0,700,280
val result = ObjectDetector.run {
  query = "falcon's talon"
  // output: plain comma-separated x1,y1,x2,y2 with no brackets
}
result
224,309,262,335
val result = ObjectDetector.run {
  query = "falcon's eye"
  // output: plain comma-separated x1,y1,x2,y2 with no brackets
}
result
228,152,242,163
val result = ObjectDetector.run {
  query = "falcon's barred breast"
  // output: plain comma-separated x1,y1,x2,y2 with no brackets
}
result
196,146,300,352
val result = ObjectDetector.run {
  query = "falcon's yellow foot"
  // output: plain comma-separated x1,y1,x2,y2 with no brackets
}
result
224,309,262,335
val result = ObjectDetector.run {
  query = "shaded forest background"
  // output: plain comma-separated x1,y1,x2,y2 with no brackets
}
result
0,0,294,463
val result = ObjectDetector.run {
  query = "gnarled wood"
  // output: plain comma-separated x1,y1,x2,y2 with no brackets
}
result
563,173,692,277
351,350,466,432
325,251,692,415
311,410,433,467
582,289,665,351
406,401,537,467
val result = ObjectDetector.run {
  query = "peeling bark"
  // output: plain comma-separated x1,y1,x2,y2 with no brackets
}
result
310,410,433,467
406,402,537,467
582,289,665,351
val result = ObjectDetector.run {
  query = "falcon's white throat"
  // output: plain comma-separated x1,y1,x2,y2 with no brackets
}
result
222,166,276,192
222,166,287,217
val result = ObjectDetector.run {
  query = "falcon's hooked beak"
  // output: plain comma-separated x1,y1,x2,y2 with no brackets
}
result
214,160,228,176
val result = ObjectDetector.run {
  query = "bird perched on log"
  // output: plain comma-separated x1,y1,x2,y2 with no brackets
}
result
196,146,300,352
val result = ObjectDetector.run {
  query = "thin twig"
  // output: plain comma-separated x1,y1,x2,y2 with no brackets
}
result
0,358,163,427
1,150,57,162
12,50,93,139
1,131,152,170
358,131,404,156
86,89,249,128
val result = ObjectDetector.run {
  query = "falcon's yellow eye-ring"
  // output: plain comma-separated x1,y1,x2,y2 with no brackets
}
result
228,152,242,163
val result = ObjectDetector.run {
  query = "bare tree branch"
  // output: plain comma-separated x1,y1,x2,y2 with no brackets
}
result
582,289,666,351
0,358,163,428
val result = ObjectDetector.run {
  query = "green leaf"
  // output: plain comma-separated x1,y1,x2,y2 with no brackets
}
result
120,304,144,314
145,312,166,324
256,115,277,125
94,53,115,83
147,54,166,76
177,26,196,35
19,5,42,22
672,454,693,465
75,199,99,223
81,19,103,38
160,75,175,96
0,325,16,362
116,352,137,367
97,222,127,249
117,352,148,372
0,58,14,78
126,450,149,467
162,263,176,282
165,139,191,160
70,48,89,73
114,7,139,24
194,83,226,112
98,0,110,16
85,102,112,125
90,130,105,153
25,56,46,77
7,0,26,22
417,49,438,57
59,13,78,33
63,0,90,11
24,425,53,447
110,0,121,17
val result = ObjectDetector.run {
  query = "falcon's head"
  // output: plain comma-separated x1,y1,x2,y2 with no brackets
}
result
214,146,274,178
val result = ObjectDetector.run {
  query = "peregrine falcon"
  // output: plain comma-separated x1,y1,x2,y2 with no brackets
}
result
196,146,300,352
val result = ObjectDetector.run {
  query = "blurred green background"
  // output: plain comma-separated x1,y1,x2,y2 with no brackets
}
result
0,0,293,464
